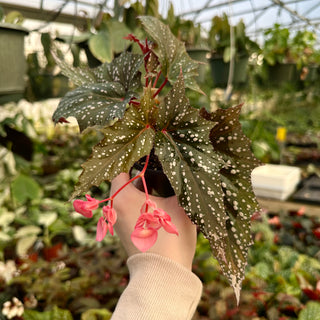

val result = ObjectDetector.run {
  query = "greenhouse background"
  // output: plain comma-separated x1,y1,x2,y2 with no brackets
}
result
1,0,320,319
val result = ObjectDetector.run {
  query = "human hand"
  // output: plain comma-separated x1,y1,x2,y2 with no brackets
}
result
111,173,197,270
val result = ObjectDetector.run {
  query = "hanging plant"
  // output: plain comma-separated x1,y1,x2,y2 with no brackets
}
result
52,16,260,303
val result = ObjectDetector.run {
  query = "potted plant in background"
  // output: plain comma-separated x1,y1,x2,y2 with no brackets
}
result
165,4,210,83
208,13,260,88
291,29,319,83
262,24,318,85
58,13,132,69
52,16,260,303
0,7,29,104
25,32,70,101
57,0,159,69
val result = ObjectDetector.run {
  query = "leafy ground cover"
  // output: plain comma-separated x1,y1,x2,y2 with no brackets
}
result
1,98,320,319
193,207,320,320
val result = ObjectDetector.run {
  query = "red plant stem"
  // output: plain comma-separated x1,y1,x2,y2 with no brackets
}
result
153,77,168,98
140,155,150,209
104,154,151,206
153,71,162,88
130,100,140,106
141,176,149,200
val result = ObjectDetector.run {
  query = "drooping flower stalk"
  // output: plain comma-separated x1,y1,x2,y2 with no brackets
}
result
73,152,178,248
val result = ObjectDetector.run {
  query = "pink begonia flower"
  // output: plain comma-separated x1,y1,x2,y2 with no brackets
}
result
136,213,161,230
154,208,179,235
131,227,158,252
103,206,117,225
140,199,157,214
102,205,117,236
131,206,179,252
73,194,100,218
96,217,108,241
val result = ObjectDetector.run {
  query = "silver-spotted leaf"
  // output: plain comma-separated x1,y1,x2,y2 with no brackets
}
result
52,52,144,132
153,75,240,287
94,52,143,92
71,103,155,199
55,57,97,87
200,105,261,303
139,16,203,93
53,83,133,131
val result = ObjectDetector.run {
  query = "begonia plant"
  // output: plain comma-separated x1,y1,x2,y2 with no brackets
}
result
52,16,260,303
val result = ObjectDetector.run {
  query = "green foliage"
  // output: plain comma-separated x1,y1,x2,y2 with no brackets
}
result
53,52,143,132
11,173,42,204
24,306,73,320
165,7,208,49
209,13,260,62
26,32,70,101
139,16,202,93
0,9,24,24
263,24,318,68
240,114,280,163
263,24,291,65
193,208,320,319
88,21,132,63
81,308,112,320
1,94,320,319
52,15,260,300
72,94,155,198
299,302,320,320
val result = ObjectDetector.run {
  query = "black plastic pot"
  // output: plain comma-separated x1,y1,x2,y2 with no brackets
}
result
187,48,210,83
0,23,29,103
28,73,70,100
130,152,175,198
265,63,298,86
303,64,319,82
209,55,248,87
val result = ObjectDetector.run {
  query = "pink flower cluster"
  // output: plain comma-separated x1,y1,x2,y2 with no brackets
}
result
131,199,178,252
73,195,117,242
72,195,178,251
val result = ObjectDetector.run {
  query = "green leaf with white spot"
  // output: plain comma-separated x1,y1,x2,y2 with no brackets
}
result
154,74,260,303
52,52,144,132
154,75,241,290
200,104,261,303
139,16,203,93
71,96,155,199
93,52,143,92
53,52,96,86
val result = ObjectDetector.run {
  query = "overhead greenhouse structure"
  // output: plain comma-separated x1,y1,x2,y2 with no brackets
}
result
0,1,320,319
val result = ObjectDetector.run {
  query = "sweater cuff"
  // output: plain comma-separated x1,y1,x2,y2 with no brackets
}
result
111,253,203,320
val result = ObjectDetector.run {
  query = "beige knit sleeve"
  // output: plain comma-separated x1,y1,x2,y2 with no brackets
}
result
111,253,203,320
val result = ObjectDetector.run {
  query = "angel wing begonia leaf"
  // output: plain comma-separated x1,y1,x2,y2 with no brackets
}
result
154,74,259,303
70,94,155,199
200,105,261,303
52,52,144,132
139,16,203,93
154,75,236,285
94,52,143,92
